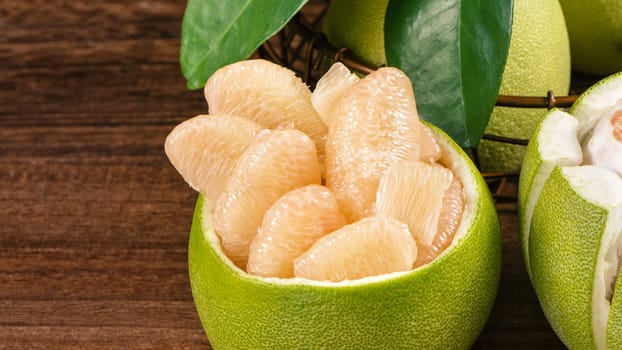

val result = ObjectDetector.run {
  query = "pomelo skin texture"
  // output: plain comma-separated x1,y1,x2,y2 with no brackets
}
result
477,0,571,173
559,0,622,76
188,124,501,349
322,0,389,67
518,72,622,349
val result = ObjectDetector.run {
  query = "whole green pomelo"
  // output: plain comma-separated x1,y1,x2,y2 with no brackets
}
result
477,0,571,173
322,0,389,68
188,123,502,349
559,0,622,76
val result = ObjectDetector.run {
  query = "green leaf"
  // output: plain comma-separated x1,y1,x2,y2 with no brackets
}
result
385,0,513,148
180,0,308,90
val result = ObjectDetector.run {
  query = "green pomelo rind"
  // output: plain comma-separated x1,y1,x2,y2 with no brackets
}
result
188,124,501,349
478,0,571,173
558,0,622,76
607,272,622,348
517,109,582,281
568,71,622,141
529,167,605,350
529,165,622,350
322,0,389,68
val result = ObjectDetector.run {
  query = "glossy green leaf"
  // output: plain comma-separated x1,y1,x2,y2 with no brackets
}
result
385,0,513,148
180,0,307,90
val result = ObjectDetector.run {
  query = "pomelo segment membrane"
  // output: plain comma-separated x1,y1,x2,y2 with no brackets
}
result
311,62,359,128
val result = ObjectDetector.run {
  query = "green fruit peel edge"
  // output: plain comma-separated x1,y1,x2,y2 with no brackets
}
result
187,124,502,350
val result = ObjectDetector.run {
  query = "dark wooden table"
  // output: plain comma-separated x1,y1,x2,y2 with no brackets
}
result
1,1,566,349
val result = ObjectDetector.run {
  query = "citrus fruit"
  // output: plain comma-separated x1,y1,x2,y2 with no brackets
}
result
477,0,571,173
322,0,389,67
558,0,622,76
375,161,464,267
247,184,346,278
518,72,622,349
204,59,328,159
187,120,500,349
292,217,417,282
213,129,322,268
325,66,440,222
164,114,264,202
164,60,501,349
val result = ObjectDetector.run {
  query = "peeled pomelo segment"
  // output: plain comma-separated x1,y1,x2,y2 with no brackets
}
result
164,114,264,202
569,71,622,140
311,62,359,128
326,67,438,222
420,172,465,266
582,98,622,177
247,184,346,278
517,109,583,280
204,59,328,160
528,165,622,350
374,161,462,267
293,217,417,282
214,129,322,268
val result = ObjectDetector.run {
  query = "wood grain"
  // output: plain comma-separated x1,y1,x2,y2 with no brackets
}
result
0,0,566,349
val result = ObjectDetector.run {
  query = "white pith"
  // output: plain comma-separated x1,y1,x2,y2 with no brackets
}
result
582,99,622,177
570,72,622,141
559,166,622,350
200,131,481,287
522,110,582,274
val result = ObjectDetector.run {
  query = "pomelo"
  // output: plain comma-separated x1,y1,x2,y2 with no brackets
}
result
322,0,389,68
477,0,571,173
558,0,622,76
188,121,501,349
165,60,502,348
518,71,622,349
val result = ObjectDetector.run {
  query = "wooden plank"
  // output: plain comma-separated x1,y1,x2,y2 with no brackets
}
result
0,326,208,350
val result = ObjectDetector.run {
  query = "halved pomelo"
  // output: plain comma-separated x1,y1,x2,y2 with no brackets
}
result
518,71,622,349
188,122,501,349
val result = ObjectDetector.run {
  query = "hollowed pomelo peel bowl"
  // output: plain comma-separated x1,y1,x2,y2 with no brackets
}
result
188,123,501,349
518,71,622,349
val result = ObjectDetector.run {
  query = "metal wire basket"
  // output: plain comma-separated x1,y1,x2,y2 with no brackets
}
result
256,1,591,204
